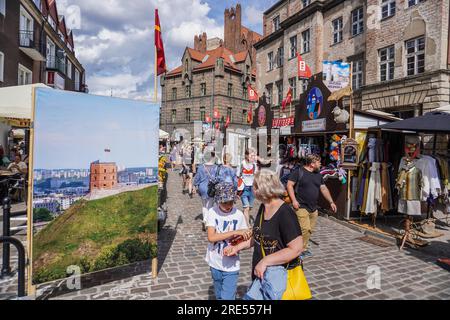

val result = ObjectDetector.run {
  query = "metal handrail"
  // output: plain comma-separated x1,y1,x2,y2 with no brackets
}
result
0,236,26,298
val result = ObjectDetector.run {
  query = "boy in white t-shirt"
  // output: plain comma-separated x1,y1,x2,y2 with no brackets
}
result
205,182,251,300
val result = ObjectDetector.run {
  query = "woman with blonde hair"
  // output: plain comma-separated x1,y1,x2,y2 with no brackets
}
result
224,169,303,300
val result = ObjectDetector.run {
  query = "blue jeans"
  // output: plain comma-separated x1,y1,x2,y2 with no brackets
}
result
244,266,287,300
241,186,255,208
210,267,239,300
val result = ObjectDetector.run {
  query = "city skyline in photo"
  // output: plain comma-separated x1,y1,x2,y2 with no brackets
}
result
33,88,159,170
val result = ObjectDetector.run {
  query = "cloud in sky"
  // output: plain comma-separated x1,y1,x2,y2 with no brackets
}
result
59,0,278,100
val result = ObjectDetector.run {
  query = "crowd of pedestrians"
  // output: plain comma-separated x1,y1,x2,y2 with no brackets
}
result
166,141,337,300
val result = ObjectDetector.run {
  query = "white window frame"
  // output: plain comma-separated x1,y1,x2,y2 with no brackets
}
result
288,77,297,100
352,60,363,90
332,17,343,44
0,0,6,17
408,0,425,7
290,35,297,59
20,6,34,46
18,64,33,85
273,15,281,32
277,47,284,68
66,59,72,79
185,108,191,122
74,68,80,91
0,51,4,82
302,0,311,8
302,29,310,53
276,81,283,106
48,16,57,30
379,45,395,81
381,0,396,19
46,37,56,68
406,37,425,76
268,52,274,71
351,7,364,37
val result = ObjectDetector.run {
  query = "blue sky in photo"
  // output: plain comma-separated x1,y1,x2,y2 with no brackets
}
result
33,88,160,170
57,0,278,100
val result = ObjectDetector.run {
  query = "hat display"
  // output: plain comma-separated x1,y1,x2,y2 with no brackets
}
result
215,182,237,203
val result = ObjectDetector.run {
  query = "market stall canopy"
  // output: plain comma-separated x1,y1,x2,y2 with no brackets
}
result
375,111,450,133
0,83,50,119
159,129,169,140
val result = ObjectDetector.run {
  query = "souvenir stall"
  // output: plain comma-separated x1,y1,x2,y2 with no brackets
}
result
276,74,398,220
0,84,43,166
368,112,450,248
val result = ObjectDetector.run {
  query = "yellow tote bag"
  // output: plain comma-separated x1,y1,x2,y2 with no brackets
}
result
259,212,312,300
282,264,312,300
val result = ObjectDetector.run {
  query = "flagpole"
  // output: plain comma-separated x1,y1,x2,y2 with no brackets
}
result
154,45,158,103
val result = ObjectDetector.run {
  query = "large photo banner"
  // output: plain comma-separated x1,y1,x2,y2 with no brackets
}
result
30,88,159,286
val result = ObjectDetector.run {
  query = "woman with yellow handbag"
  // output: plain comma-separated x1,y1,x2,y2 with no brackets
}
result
224,170,312,300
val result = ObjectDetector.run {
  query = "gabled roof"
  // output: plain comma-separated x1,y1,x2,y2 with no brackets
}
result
67,31,74,49
186,48,206,62
47,0,59,24
166,46,251,76
58,16,68,38
166,66,183,76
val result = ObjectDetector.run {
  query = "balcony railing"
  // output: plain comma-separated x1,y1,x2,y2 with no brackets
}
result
19,30,37,48
46,56,66,75
19,30,45,61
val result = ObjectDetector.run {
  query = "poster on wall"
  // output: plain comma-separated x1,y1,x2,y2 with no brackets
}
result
322,61,350,92
30,88,159,285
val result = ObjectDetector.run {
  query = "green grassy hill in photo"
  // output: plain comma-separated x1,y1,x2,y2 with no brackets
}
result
32,186,158,284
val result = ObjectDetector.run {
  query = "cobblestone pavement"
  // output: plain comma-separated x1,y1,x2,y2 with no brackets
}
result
2,171,450,300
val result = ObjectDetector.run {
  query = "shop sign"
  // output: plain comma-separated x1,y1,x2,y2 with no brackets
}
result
341,138,359,170
322,61,350,92
280,126,291,135
302,118,326,132
272,117,294,128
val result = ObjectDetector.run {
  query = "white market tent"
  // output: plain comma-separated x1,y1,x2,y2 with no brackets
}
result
159,129,169,140
0,83,50,120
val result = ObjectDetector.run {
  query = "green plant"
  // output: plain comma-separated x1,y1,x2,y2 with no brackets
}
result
33,208,54,223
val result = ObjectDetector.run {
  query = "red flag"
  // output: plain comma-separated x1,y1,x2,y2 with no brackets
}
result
247,85,259,102
281,87,293,111
155,9,167,76
225,116,230,129
297,53,312,79
247,104,253,124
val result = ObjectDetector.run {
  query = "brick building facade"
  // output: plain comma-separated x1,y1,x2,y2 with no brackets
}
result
255,0,450,119
90,162,118,191
160,4,262,141
0,0,87,91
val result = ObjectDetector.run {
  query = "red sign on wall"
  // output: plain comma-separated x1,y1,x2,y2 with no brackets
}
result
272,116,294,128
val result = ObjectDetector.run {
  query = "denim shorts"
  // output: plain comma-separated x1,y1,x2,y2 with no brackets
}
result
244,266,287,300
241,186,255,208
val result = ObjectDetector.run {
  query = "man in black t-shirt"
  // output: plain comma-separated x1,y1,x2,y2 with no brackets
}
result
287,154,337,258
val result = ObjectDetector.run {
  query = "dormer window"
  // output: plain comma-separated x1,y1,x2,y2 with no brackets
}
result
49,16,57,30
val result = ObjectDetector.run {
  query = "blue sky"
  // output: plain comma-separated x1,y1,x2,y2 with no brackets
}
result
33,88,160,170
57,0,278,100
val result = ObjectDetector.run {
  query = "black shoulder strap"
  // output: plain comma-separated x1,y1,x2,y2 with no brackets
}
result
215,165,222,179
